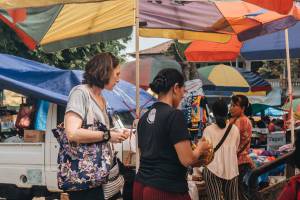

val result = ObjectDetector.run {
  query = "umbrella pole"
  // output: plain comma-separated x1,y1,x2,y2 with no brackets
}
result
135,0,140,171
285,29,295,144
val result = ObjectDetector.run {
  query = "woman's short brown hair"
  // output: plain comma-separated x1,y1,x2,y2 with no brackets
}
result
83,52,119,89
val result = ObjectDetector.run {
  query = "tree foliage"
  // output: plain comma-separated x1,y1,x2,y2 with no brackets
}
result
0,21,131,70
257,60,300,79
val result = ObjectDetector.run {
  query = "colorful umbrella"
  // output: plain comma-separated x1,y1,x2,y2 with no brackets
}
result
120,57,181,90
241,21,300,60
139,0,298,42
0,0,134,52
0,0,110,9
197,64,272,93
120,57,215,91
252,103,286,116
243,0,293,15
282,98,300,112
185,35,242,62
185,20,300,62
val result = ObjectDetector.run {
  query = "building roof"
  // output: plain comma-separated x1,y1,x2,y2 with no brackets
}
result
129,40,173,57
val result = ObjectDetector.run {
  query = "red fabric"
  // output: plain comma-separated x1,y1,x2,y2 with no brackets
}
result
185,35,242,62
235,116,255,168
244,0,293,15
0,14,36,50
250,85,272,92
7,8,27,23
133,181,191,200
277,175,300,200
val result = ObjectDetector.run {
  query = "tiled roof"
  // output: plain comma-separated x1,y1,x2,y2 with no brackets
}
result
129,40,173,56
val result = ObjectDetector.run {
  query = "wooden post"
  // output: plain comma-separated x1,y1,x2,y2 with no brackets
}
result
135,0,140,171
285,29,295,145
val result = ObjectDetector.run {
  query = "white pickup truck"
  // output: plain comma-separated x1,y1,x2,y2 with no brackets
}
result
0,103,132,200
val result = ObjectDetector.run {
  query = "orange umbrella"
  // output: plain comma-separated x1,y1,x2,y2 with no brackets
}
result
243,0,293,15
185,35,242,62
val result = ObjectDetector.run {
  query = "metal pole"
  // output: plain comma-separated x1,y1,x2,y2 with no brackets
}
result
135,0,140,171
285,29,295,144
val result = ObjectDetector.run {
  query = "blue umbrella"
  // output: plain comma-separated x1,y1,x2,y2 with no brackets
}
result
241,22,300,60
0,53,156,113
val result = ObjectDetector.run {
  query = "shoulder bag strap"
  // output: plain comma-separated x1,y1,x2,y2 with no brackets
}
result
214,123,233,153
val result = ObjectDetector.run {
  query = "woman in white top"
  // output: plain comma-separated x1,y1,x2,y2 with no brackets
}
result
202,99,240,200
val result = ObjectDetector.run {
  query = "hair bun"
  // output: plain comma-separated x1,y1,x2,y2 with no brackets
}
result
150,75,167,94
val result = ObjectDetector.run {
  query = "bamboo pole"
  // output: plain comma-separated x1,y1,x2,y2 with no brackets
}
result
285,29,295,144
135,0,140,171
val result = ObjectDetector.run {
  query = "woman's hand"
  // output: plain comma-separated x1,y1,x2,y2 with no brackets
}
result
197,137,212,156
110,128,130,143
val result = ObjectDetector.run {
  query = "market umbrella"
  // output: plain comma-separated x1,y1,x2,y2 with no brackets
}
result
185,35,242,62
282,98,300,112
282,98,300,120
252,103,286,116
120,57,181,90
120,56,215,91
139,0,298,42
0,0,111,8
185,21,300,62
0,53,156,113
243,0,293,15
197,64,272,93
241,21,300,60
0,0,134,52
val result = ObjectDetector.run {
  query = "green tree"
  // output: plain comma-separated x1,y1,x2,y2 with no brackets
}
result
257,60,300,79
0,21,131,70
165,40,201,80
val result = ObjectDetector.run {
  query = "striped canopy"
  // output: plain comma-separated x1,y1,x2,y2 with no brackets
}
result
0,0,134,52
139,0,298,42
198,64,272,94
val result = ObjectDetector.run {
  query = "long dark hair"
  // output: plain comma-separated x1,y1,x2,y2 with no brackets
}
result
212,99,228,129
231,95,252,116
149,68,184,94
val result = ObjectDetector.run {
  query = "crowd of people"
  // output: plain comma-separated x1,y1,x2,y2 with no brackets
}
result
56,52,294,200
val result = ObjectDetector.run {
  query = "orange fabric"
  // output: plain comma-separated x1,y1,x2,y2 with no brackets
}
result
185,35,242,62
243,0,293,15
216,2,262,33
6,8,27,23
216,1,296,34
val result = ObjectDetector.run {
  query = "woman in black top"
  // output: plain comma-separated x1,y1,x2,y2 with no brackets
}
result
133,68,211,200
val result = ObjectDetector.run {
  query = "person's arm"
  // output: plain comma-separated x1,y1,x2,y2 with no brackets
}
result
168,110,211,167
174,137,210,167
64,111,103,143
65,111,129,144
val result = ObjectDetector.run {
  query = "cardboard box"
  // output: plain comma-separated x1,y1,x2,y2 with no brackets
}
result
24,130,45,143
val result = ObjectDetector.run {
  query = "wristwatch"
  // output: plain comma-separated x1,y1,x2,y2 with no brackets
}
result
103,129,111,142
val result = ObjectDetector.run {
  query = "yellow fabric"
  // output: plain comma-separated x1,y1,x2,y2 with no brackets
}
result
208,64,249,87
41,0,134,45
0,0,109,8
234,91,267,96
139,28,232,43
